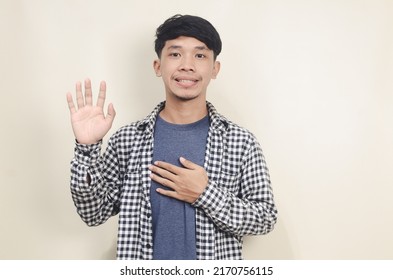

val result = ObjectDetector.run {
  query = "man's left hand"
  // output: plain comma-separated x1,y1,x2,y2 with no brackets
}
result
149,157,208,203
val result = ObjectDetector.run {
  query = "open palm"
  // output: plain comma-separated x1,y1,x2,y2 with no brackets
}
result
66,79,116,144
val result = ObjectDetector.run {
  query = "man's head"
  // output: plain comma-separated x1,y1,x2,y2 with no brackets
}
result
155,14,222,60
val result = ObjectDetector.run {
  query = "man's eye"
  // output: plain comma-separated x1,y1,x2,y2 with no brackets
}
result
196,54,206,59
169,53,180,57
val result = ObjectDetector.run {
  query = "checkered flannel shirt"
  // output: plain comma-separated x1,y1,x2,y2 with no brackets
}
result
70,101,277,259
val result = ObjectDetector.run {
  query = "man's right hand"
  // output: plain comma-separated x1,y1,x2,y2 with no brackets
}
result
66,79,116,145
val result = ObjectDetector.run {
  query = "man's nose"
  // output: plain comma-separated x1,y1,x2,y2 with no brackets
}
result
179,55,195,72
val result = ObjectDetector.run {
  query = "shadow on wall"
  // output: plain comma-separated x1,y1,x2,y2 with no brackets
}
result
101,237,117,259
243,218,293,260
115,31,163,121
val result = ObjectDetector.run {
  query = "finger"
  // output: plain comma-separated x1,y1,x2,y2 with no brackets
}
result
84,78,93,106
149,164,177,181
96,81,106,108
179,157,199,170
156,188,180,199
105,103,116,125
150,173,176,189
75,81,84,109
66,92,77,114
153,161,182,174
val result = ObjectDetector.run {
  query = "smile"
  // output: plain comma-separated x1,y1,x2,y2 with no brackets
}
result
175,79,198,83
174,78,199,87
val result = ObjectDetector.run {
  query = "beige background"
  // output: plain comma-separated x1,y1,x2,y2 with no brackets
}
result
0,0,392,259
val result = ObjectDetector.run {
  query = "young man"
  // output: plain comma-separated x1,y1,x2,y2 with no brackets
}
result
66,14,277,260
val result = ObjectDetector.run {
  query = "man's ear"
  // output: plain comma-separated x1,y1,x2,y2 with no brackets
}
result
212,60,221,79
153,59,162,77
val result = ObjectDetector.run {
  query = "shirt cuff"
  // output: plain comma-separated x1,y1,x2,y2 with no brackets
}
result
192,180,227,216
74,140,102,166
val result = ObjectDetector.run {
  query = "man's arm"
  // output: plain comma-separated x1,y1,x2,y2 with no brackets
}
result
193,140,277,236
70,139,121,226
149,140,277,236
67,79,120,226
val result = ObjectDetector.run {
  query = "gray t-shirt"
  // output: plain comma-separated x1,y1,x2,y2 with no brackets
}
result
150,114,210,260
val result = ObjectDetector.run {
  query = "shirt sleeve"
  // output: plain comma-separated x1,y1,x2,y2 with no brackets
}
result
70,138,121,226
192,138,277,237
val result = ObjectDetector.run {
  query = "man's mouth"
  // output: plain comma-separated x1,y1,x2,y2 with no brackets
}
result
175,78,198,83
174,78,198,87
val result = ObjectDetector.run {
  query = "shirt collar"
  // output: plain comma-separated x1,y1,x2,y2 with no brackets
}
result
137,101,229,134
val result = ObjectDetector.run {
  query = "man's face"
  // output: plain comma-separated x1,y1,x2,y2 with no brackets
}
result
154,36,220,102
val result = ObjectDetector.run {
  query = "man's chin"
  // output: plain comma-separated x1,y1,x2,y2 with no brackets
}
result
173,92,200,102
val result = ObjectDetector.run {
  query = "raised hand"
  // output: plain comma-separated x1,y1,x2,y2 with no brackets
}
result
66,79,116,144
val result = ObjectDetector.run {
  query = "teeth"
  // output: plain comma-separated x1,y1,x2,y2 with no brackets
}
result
177,79,196,83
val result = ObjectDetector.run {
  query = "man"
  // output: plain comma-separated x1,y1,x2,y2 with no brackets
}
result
66,14,277,260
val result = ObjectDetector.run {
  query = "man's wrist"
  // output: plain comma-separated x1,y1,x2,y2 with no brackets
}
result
74,140,102,166
192,181,225,215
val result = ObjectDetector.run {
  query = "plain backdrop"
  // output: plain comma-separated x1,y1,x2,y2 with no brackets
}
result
1,0,392,259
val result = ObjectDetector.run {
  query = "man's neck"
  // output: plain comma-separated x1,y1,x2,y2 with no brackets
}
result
160,98,208,125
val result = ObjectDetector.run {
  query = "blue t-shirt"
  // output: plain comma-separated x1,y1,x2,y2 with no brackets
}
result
150,114,210,260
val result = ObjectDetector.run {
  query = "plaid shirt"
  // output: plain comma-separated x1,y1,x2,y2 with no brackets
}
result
70,101,277,259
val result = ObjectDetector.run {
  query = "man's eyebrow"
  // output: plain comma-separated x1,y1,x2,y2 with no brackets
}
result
195,45,208,51
166,45,209,51
167,45,182,50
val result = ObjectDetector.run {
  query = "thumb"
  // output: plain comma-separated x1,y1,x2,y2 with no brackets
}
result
106,103,116,123
179,157,198,169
